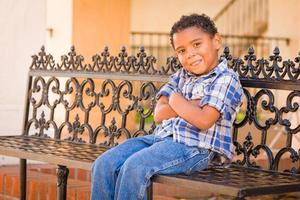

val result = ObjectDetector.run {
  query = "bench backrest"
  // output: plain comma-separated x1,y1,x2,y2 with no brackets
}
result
24,46,300,173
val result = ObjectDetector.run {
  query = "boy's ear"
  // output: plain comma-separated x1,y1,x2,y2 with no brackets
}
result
213,33,222,50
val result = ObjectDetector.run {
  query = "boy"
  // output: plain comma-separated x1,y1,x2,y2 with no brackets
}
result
91,13,243,200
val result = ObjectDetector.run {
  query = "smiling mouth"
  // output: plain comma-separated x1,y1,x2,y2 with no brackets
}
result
190,60,202,66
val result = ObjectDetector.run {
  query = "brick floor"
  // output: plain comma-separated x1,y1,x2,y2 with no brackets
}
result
0,164,216,200
1,164,300,200
0,164,90,200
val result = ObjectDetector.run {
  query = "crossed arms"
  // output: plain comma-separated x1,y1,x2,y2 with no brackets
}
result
154,92,220,130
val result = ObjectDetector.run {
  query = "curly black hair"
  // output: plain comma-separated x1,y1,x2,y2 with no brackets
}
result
170,14,218,48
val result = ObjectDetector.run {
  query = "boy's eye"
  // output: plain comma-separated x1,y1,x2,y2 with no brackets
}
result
177,49,185,54
194,42,201,47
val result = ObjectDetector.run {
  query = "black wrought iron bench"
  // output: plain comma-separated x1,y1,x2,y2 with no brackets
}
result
0,46,299,200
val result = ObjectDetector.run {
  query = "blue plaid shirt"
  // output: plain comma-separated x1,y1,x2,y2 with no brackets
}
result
155,59,243,160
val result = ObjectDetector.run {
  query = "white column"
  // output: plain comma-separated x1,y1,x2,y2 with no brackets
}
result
0,0,46,164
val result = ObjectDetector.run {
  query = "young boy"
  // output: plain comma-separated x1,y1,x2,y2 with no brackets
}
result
91,13,243,200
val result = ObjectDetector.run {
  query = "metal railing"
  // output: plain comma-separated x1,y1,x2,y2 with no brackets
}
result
214,0,269,36
131,32,173,67
222,34,290,58
130,32,290,64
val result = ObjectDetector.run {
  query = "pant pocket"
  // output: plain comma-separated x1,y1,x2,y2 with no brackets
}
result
185,149,210,175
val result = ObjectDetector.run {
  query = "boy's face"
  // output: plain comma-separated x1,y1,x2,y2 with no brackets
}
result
173,26,221,76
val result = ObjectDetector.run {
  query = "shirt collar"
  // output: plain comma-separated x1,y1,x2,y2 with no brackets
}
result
209,58,228,77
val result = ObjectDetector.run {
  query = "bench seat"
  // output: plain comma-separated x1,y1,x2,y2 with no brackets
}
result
154,166,300,198
1,135,300,199
0,135,107,170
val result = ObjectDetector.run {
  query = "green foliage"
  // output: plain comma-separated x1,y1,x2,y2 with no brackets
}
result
235,111,260,123
235,111,246,123
135,109,154,125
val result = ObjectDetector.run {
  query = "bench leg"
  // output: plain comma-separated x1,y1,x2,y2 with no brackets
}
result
56,165,69,200
20,159,27,200
147,182,153,200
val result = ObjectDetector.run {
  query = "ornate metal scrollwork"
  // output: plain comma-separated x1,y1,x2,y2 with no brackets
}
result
33,111,50,138
234,133,254,166
278,91,300,134
79,78,97,113
57,46,86,71
101,117,120,147
65,114,84,143
29,45,300,81
115,80,136,114
133,82,157,137
30,46,55,70
61,78,80,112
234,132,274,169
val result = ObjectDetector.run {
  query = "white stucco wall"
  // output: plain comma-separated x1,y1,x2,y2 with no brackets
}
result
0,0,72,165
0,0,46,164
46,0,73,61
0,0,46,135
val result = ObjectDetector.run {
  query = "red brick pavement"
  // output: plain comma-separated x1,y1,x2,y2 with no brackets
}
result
0,164,216,200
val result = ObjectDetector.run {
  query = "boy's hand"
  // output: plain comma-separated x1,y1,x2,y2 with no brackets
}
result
169,93,199,108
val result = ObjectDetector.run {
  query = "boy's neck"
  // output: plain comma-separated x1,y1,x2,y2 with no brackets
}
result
206,58,219,75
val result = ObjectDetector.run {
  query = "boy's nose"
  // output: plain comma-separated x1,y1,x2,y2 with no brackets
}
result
187,50,196,59
187,49,196,58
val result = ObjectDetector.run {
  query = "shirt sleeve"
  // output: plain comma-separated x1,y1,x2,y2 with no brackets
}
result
200,73,243,118
156,70,181,100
